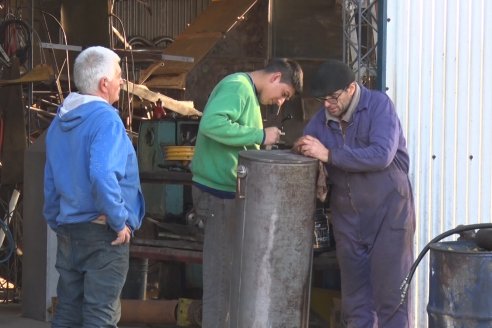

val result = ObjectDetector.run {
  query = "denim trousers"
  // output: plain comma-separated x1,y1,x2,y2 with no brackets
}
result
192,186,235,328
52,222,129,328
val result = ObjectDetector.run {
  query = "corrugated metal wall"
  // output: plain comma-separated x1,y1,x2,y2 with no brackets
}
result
385,0,492,326
113,0,212,41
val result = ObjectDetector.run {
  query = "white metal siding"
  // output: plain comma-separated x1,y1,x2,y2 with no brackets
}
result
385,0,492,326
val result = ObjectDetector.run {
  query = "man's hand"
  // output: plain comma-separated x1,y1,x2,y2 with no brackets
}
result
111,225,132,245
293,135,330,162
263,127,282,145
292,137,303,154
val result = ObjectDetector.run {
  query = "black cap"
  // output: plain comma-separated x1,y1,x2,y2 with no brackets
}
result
311,59,356,97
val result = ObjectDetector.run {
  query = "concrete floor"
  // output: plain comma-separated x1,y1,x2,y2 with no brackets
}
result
0,302,330,328
0,303,179,328
0,303,50,328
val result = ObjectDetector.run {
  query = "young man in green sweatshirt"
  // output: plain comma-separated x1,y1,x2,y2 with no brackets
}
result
191,58,303,327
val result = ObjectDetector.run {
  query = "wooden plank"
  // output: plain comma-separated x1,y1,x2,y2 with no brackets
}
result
143,74,188,90
0,64,54,87
122,81,201,116
138,61,165,84
183,0,258,34
148,0,259,80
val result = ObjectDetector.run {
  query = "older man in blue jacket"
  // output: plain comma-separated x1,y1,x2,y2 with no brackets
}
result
294,59,415,328
43,46,145,327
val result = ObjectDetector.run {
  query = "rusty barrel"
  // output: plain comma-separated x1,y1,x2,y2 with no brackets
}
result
230,150,318,328
427,240,492,327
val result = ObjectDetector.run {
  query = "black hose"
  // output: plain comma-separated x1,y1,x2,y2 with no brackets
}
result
399,223,492,305
381,223,492,327
128,36,154,48
152,36,174,48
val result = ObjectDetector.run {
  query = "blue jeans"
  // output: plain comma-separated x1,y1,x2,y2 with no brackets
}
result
52,222,129,328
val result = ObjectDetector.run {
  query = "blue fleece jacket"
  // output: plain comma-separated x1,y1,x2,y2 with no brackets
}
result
43,92,145,233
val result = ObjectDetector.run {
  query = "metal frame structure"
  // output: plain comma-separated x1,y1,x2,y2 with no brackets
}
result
342,0,383,90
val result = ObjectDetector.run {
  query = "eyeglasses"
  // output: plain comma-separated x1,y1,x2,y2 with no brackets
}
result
315,89,346,105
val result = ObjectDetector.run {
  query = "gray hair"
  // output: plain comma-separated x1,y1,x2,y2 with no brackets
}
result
73,46,121,95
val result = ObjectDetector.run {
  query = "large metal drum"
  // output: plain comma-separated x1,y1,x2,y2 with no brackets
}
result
427,240,492,327
229,150,318,328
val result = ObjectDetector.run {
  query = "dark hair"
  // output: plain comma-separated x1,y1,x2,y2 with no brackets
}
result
264,58,303,95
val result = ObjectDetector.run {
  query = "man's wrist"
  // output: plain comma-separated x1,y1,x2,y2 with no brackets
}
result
323,149,331,163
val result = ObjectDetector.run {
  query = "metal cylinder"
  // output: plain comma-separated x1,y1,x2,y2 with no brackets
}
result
427,240,492,327
230,150,318,328
119,299,178,324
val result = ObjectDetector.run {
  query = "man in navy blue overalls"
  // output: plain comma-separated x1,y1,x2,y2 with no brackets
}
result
294,59,415,328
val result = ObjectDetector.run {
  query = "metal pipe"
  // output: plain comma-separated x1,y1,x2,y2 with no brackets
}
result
119,299,178,324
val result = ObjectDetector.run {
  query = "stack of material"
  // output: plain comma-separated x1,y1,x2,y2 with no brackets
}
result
162,145,194,163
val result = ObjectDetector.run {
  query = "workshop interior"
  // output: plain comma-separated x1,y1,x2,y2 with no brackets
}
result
0,0,428,327
0,0,350,327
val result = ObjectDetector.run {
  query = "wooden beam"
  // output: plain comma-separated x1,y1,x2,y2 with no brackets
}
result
122,80,202,117
0,64,54,87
